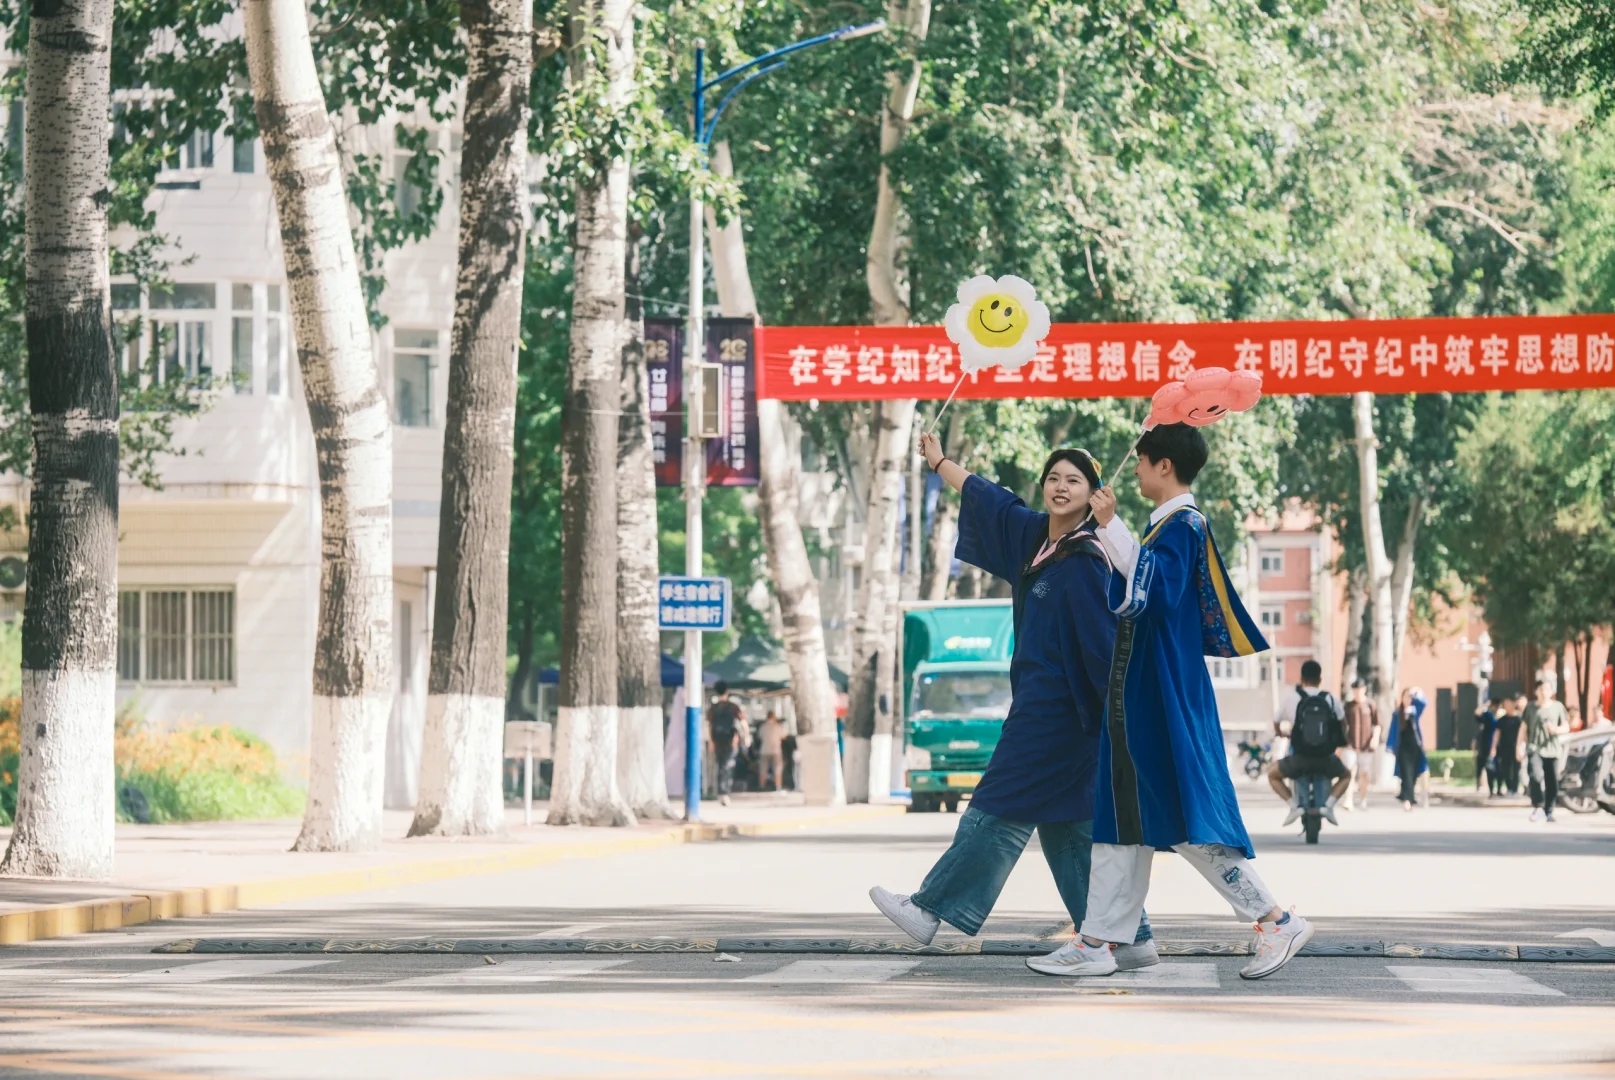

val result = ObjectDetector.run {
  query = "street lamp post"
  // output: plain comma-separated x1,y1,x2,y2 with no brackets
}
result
682,21,884,822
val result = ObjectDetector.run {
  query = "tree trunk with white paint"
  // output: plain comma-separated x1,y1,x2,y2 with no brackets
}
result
1385,490,1423,695
409,0,531,837
1353,393,1396,726
1339,564,1367,695
851,0,931,802
845,399,916,802
245,0,396,852
0,0,120,880
704,142,842,803
549,0,636,827
615,231,673,819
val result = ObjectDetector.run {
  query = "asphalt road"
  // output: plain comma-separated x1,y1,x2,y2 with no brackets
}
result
2,791,1612,1078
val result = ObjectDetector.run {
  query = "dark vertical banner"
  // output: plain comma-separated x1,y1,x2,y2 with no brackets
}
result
645,319,683,487
706,318,759,487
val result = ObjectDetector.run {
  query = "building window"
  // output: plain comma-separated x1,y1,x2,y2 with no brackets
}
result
167,128,214,171
1259,549,1284,574
1208,657,1247,685
1260,606,1283,630
4,99,22,165
231,283,254,393
117,587,235,684
393,328,437,426
266,284,287,396
232,135,256,174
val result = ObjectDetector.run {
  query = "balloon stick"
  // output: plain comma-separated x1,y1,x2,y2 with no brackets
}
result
926,378,966,435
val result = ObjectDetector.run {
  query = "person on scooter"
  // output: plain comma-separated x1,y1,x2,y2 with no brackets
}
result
1268,660,1350,826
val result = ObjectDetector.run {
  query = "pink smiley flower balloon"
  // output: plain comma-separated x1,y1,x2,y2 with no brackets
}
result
1147,366,1263,428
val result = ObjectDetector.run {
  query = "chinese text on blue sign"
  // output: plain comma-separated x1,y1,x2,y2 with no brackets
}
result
657,576,731,632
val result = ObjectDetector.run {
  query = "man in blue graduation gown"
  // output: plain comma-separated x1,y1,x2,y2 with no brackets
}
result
1025,423,1316,981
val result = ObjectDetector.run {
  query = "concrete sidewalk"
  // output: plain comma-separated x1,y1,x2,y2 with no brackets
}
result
0,795,905,946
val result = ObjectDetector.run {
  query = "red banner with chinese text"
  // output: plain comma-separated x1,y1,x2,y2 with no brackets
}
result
756,314,1615,400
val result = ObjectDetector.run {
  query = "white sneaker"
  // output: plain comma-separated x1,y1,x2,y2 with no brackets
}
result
1322,799,1339,826
719,794,730,806
1113,938,1160,970
1528,807,1544,822
1239,913,1314,980
869,887,939,946
1025,938,1118,977
1282,802,1302,826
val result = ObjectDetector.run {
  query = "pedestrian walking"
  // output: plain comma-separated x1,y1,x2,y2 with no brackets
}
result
1388,688,1428,810
758,711,786,791
1341,680,1380,809
1267,660,1350,825
1474,697,1502,796
869,434,1157,969
1495,693,1524,795
1524,678,1571,823
707,682,748,806
1030,423,1313,982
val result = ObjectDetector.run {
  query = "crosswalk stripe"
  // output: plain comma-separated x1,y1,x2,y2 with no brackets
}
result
1386,965,1564,997
1104,961,1220,989
63,959,339,984
389,959,636,987
742,960,920,984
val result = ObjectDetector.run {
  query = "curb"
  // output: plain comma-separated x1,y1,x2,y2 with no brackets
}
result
151,936,1615,963
0,804,906,948
149,936,1615,963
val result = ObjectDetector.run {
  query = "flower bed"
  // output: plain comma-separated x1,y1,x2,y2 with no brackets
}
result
0,698,303,825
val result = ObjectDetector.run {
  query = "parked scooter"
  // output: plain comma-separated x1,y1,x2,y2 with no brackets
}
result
1557,730,1614,815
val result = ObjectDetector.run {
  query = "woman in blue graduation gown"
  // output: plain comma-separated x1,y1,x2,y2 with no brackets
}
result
867,432,1154,964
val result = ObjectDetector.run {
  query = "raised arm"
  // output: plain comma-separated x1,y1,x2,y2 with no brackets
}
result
920,430,969,493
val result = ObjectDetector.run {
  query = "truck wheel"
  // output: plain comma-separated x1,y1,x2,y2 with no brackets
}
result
908,795,935,813
943,795,961,814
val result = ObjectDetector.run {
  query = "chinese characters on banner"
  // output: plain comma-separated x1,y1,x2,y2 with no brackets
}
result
705,318,759,487
644,319,683,487
754,314,1615,401
644,319,760,488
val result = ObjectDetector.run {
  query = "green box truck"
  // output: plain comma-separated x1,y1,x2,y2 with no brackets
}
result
900,600,1014,813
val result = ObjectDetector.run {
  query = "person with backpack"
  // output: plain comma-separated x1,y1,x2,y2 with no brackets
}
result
706,681,749,806
1267,660,1350,826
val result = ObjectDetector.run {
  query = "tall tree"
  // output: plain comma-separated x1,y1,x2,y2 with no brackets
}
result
409,0,532,837
844,0,930,801
549,0,636,827
705,140,843,802
244,0,395,852
615,231,672,818
1353,393,1398,723
0,0,119,879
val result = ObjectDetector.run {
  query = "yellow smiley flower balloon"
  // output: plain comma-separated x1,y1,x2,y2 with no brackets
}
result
943,274,1052,375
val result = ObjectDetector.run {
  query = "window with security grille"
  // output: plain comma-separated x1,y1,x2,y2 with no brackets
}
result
116,587,236,685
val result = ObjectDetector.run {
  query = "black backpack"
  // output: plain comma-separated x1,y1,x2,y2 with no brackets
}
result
1292,689,1336,755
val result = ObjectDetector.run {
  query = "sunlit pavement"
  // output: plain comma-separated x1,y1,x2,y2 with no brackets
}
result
2,790,1611,1078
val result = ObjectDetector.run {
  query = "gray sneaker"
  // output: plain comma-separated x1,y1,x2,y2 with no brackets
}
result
1113,938,1160,970
1026,938,1119,977
869,886,939,946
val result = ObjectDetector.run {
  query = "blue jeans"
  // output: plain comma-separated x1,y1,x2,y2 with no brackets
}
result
911,806,1154,941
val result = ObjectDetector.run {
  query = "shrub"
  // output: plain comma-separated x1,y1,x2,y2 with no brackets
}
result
1426,749,1477,784
0,697,303,825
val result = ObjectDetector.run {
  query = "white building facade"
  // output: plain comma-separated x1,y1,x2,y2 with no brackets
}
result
0,115,460,808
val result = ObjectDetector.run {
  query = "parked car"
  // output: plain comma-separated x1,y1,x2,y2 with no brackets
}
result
1557,728,1615,815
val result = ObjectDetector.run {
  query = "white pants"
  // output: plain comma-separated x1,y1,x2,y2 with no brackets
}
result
1081,842,1279,943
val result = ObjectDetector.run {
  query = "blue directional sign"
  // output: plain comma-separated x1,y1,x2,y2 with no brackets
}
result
657,576,731,632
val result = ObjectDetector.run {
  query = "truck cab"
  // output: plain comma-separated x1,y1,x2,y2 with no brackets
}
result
900,601,1014,813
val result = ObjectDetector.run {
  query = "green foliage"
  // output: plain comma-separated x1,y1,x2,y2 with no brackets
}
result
0,619,18,700
657,486,773,662
1443,391,1615,649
